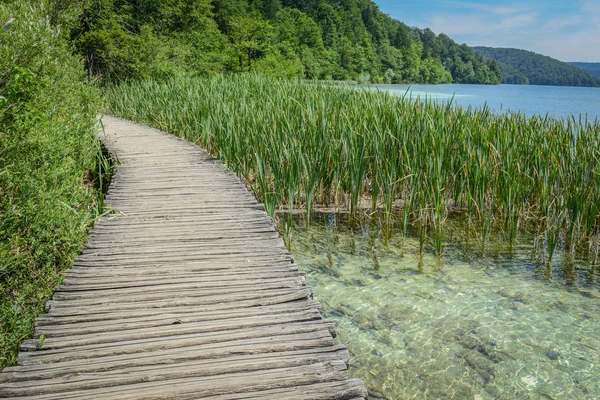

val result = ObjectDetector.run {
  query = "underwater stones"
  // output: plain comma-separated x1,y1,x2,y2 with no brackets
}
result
377,329,405,348
366,387,386,399
500,298,521,311
414,290,434,300
545,349,560,360
449,383,474,399
432,317,491,353
432,317,478,337
348,277,371,286
460,349,496,384
548,299,569,312
459,332,481,350
337,303,356,317
354,312,382,331
293,219,600,400
377,303,419,325
322,296,358,318
580,290,597,298
520,375,538,388
480,383,503,399
535,382,558,398
497,288,527,303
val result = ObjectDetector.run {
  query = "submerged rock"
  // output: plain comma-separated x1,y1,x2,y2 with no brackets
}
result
460,349,496,384
548,300,570,312
497,288,527,303
354,312,382,331
378,303,419,325
545,349,560,360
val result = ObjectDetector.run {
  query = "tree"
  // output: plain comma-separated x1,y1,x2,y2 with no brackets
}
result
211,0,248,33
254,0,281,20
229,14,273,72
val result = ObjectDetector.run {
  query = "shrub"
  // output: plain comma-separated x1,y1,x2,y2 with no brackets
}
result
0,1,100,368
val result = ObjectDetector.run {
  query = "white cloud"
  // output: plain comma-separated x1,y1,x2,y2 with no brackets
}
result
400,1,600,62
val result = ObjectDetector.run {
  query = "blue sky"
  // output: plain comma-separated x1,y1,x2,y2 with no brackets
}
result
375,0,600,62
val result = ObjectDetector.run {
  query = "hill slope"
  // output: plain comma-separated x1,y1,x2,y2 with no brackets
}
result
472,47,600,87
68,0,500,85
568,62,600,79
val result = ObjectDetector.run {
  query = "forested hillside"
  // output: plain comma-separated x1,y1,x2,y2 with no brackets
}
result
569,62,600,79
68,0,500,84
473,46,600,87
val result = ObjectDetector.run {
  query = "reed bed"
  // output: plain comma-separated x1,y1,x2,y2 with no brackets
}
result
103,75,600,269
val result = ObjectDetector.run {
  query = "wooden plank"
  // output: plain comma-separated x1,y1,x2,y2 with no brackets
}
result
17,322,337,366
36,297,321,324
199,380,368,400
39,296,321,326
59,270,304,290
70,253,294,267
44,287,314,316
24,310,325,350
0,360,350,398
49,281,306,306
2,332,337,378
35,302,320,337
62,265,301,279
2,348,350,394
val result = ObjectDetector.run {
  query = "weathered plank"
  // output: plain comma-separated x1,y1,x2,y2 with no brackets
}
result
0,116,366,399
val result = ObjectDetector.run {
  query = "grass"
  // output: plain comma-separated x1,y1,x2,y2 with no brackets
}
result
103,74,600,271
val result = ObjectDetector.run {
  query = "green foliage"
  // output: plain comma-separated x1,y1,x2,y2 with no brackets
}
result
70,0,230,82
67,0,501,84
229,13,274,72
0,2,101,368
104,75,600,267
253,51,304,79
473,47,600,87
253,0,282,20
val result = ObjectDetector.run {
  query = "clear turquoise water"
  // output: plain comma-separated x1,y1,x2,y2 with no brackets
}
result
367,84,600,120
289,214,600,399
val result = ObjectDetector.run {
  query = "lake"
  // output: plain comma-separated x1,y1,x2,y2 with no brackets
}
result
368,84,600,120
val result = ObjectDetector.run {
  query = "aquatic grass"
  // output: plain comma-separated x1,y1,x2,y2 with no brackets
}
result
103,74,600,272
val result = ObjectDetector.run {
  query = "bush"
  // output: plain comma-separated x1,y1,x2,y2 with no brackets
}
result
0,1,101,368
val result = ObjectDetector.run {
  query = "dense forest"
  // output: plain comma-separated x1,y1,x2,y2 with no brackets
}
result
473,47,600,87
62,0,501,84
568,62,600,79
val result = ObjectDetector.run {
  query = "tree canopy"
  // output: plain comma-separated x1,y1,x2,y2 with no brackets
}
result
64,0,501,84
473,47,600,87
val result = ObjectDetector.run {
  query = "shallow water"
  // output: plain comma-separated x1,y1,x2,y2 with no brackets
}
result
288,214,600,399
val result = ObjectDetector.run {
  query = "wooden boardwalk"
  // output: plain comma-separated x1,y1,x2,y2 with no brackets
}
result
0,116,367,399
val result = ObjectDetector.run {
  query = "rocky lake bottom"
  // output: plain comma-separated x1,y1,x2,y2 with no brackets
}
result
288,214,600,399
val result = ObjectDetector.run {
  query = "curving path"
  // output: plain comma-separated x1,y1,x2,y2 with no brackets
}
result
0,116,367,399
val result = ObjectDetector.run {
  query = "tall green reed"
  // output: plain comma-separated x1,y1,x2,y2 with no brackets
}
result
103,74,600,271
